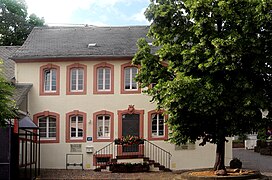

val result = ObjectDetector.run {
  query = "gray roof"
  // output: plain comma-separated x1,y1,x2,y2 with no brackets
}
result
14,83,33,106
12,26,152,60
0,46,20,80
19,116,38,129
0,46,32,107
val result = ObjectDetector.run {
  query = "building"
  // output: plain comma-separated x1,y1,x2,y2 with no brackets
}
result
9,26,232,170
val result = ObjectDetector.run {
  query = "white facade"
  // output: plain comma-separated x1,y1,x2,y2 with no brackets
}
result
15,59,232,170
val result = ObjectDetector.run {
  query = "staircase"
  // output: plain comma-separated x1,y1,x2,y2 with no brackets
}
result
93,139,172,172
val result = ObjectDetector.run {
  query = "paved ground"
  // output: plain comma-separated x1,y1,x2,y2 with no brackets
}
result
38,148,272,179
233,148,272,178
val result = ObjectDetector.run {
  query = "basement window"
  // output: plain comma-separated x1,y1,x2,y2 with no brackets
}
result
88,43,97,48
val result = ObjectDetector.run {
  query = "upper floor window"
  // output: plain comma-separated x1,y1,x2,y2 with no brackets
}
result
34,111,60,143
40,64,60,96
121,62,141,94
124,67,138,90
97,68,110,91
71,68,84,91
93,110,114,142
66,110,86,143
148,110,168,141
44,69,56,92
94,62,114,94
67,63,87,95
93,62,114,94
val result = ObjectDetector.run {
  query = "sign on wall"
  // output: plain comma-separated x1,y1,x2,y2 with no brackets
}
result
70,144,82,152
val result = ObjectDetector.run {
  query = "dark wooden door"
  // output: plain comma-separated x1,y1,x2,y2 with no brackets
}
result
122,114,140,152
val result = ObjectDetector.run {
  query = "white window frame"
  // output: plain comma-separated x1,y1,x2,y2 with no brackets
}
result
97,115,110,139
124,67,138,90
44,69,56,92
70,115,83,139
151,114,165,137
70,68,84,92
97,67,111,91
38,116,56,140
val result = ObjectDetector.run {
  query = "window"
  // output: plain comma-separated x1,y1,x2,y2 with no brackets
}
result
121,62,141,94
33,111,60,143
151,114,164,137
67,63,87,95
97,68,110,91
39,116,56,139
148,110,168,140
97,115,110,138
93,62,114,94
70,115,83,139
44,69,56,92
93,154,112,166
40,64,60,95
70,68,84,91
124,67,138,90
66,110,86,143
93,110,114,142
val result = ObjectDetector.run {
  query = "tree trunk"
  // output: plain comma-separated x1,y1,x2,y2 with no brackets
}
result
214,138,226,171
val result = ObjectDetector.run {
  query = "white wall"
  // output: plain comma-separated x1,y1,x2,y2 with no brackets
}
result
16,60,232,170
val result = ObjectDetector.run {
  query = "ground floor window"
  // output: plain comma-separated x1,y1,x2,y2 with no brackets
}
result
148,110,168,140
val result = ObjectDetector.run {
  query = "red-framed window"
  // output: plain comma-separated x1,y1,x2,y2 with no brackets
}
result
148,110,168,141
66,63,87,95
40,64,60,96
33,111,60,143
120,62,141,94
66,110,87,143
93,62,114,94
93,110,114,142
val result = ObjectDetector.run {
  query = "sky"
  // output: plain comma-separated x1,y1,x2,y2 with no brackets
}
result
25,0,151,26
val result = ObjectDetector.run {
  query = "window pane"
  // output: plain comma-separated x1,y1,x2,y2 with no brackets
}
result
51,69,56,91
78,69,84,90
97,68,104,90
44,70,50,91
124,68,130,89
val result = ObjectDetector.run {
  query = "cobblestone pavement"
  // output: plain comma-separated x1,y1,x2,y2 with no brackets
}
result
39,169,187,180
233,148,272,178
38,149,272,180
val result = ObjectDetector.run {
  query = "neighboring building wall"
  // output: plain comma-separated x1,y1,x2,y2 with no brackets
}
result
15,59,232,170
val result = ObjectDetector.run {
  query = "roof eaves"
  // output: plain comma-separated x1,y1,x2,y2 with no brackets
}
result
11,55,135,61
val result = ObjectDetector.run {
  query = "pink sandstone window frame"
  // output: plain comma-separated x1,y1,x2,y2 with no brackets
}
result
33,111,60,143
93,62,114,94
120,62,141,94
40,64,60,96
93,110,114,142
148,110,168,141
65,110,87,143
66,63,87,95
117,108,144,139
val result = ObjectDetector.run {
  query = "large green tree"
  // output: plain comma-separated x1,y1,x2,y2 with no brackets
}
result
0,0,45,45
0,63,17,126
133,0,272,172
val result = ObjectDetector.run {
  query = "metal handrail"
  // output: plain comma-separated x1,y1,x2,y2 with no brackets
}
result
93,139,172,170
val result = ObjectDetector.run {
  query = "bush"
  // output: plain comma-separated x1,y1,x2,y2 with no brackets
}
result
230,158,242,169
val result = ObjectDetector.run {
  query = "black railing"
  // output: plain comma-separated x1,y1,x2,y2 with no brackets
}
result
93,142,117,169
143,140,172,169
93,139,172,170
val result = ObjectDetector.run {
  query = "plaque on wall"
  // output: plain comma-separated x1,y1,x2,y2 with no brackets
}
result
70,144,82,152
